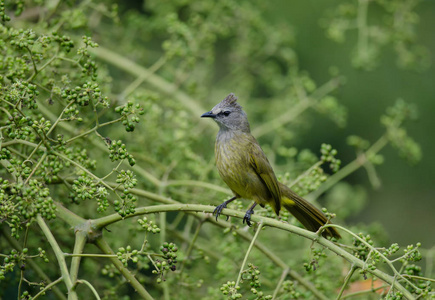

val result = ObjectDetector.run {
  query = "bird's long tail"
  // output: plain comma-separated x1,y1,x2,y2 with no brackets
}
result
279,183,341,239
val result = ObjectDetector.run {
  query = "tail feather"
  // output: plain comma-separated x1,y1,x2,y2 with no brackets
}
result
279,183,341,239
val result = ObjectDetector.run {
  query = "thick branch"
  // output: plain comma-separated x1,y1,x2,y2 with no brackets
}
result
90,47,208,120
36,215,78,300
91,204,413,299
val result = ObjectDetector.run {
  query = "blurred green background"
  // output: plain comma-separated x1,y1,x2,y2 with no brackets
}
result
264,0,435,245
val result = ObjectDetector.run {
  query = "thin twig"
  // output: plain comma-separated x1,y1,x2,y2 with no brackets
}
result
271,267,290,300
178,219,205,275
336,265,358,300
77,279,101,300
32,277,63,300
235,223,264,289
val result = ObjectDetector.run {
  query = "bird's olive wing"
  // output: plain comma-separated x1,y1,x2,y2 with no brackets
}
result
249,143,281,214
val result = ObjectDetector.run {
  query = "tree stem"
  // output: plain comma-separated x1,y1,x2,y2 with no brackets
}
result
36,215,78,300
235,223,264,289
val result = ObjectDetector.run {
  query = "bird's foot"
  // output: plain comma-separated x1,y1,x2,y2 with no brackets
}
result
243,209,254,227
213,197,237,222
213,203,229,222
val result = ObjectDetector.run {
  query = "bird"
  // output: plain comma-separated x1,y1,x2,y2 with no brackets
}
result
201,93,341,239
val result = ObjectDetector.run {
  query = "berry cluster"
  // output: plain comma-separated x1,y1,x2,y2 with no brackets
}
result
63,147,97,170
95,186,109,213
383,243,400,257
384,292,403,300
16,180,57,220
81,58,98,80
352,233,374,261
4,81,39,109
101,264,120,278
31,117,51,136
402,243,422,263
114,101,145,132
9,29,36,50
347,135,370,151
293,167,328,196
0,148,11,160
0,247,48,281
108,140,136,166
1,179,56,238
316,95,347,128
116,170,137,189
4,113,33,140
112,170,137,216
382,100,421,164
117,246,138,267
281,280,301,299
79,36,99,55
243,264,271,299
76,36,99,80
304,247,326,272
0,0,11,22
63,104,81,121
403,264,432,297
52,32,74,53
113,193,136,217
152,242,178,283
37,153,64,183
5,158,32,180
137,217,161,234
0,249,20,280
320,143,341,172
220,281,241,299
352,233,380,278
70,175,109,212
71,175,97,202
60,82,103,107
2,55,29,80
321,207,337,223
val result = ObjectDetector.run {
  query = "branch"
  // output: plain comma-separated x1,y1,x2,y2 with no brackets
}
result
69,231,87,285
308,134,389,201
90,204,414,299
252,76,343,138
165,179,231,195
83,187,328,299
36,215,78,300
94,237,154,300
32,277,63,300
89,46,209,120
76,279,101,300
235,223,264,289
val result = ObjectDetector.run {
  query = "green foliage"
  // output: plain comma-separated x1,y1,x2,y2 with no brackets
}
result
322,0,430,71
381,99,422,164
0,0,433,300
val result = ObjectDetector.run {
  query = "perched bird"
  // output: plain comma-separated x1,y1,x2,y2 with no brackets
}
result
201,93,340,239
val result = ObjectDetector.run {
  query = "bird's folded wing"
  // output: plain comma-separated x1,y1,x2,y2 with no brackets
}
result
249,143,281,214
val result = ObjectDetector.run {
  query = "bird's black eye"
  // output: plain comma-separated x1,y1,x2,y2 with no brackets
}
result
222,111,231,116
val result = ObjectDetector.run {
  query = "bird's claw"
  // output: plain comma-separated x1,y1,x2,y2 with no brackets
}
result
243,210,254,227
213,203,229,222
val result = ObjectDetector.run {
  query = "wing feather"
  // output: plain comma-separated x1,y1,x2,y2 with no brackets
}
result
248,142,281,214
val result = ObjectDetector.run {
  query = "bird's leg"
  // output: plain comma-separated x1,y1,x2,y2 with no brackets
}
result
213,196,237,222
243,202,257,227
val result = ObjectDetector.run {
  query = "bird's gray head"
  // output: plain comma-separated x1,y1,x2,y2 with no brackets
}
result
201,93,250,133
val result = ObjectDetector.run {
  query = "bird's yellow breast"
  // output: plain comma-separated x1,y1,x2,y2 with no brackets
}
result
215,131,271,204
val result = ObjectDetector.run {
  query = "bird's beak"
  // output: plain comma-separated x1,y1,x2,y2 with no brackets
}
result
201,111,216,118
